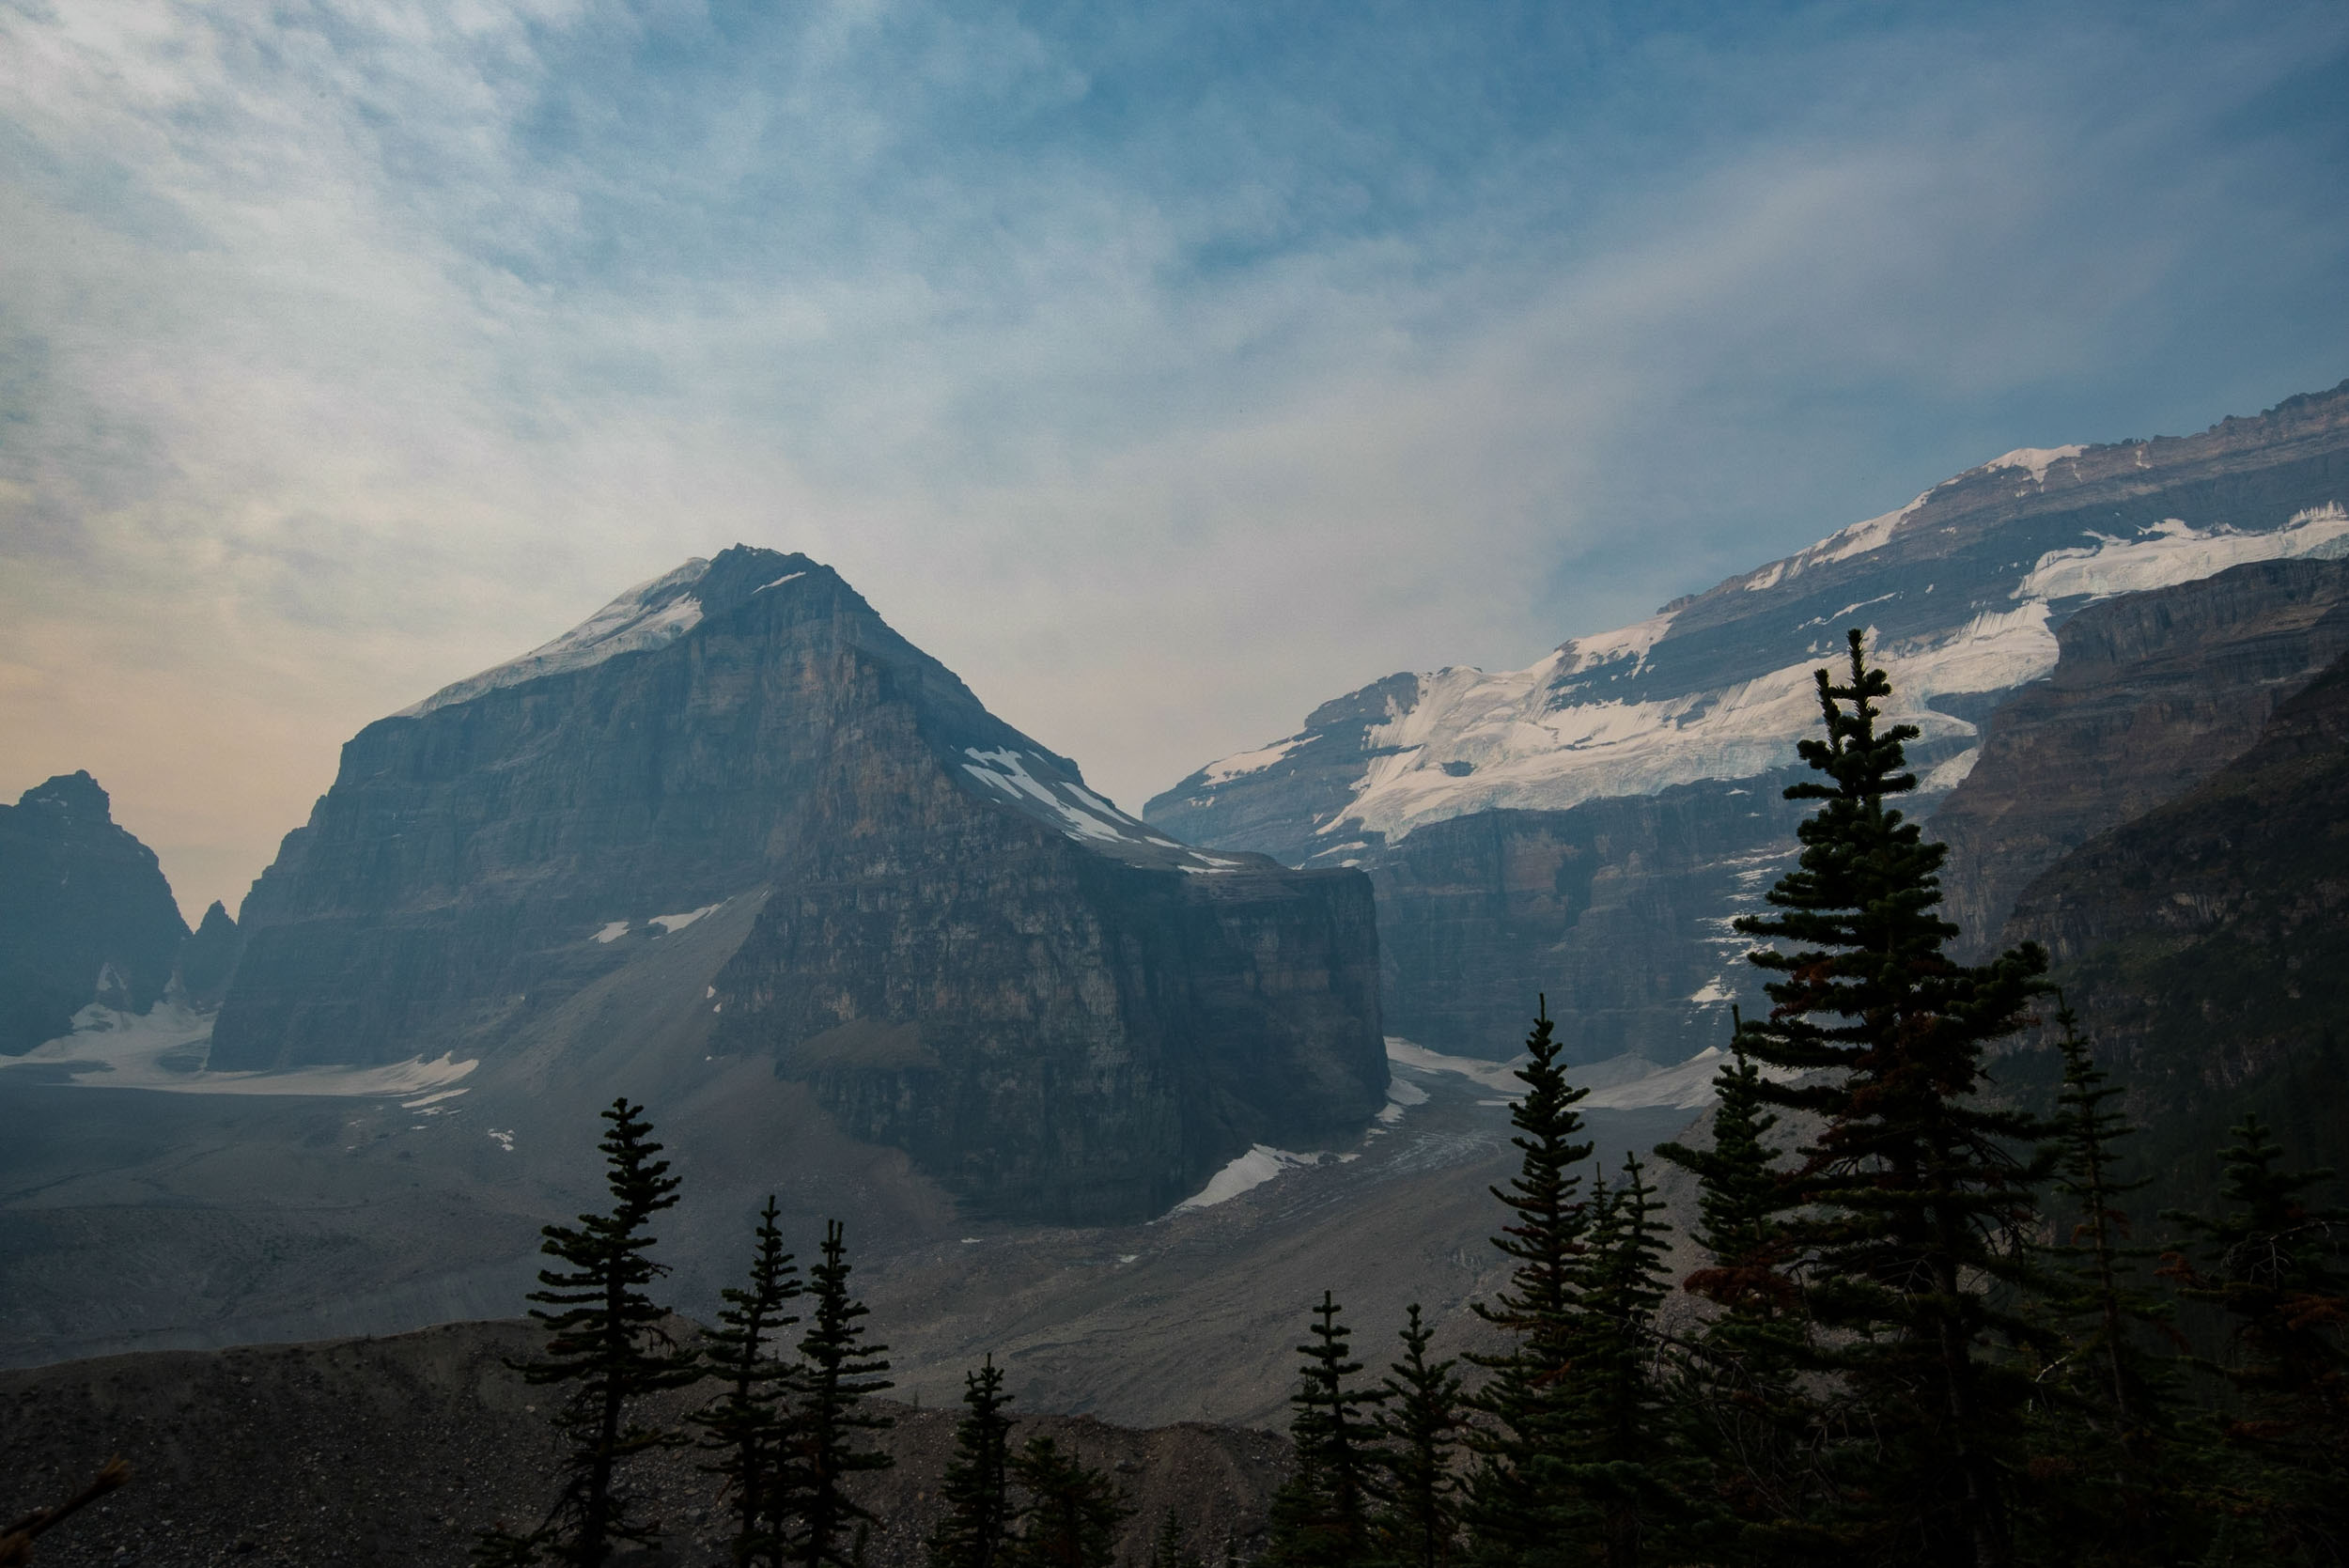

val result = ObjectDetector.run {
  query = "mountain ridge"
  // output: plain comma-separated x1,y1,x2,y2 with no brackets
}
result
207,545,1386,1223
1145,379,2349,1063
1148,380,2349,866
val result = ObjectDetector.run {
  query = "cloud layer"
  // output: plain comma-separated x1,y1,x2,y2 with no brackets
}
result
4,0,2346,917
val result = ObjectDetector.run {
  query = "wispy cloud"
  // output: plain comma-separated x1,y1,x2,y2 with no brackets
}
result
3,0,2345,915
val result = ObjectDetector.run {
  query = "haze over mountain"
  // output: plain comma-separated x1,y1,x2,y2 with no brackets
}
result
0,772,189,1055
8,6,2346,927
207,546,1384,1225
1148,383,2349,1061
8,380,2349,1441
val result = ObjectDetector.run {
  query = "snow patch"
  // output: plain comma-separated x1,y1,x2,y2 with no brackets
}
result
1688,978,1735,1004
399,561,708,718
3,1001,479,1098
593,921,630,944
1560,611,1677,676
1172,1145,1326,1212
1384,1036,1526,1095
1921,748,1982,793
961,746,1232,868
1812,494,1930,566
650,904,721,935
2016,511,2349,603
1984,444,2086,486
1376,1074,1431,1126
1201,736,1306,785
754,571,805,593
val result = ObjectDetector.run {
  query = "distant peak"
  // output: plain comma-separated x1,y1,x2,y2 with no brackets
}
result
393,548,848,719
16,770,111,820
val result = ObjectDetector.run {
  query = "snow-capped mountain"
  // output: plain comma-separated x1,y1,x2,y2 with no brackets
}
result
1146,380,2349,1062
1152,391,2349,866
215,546,1383,1222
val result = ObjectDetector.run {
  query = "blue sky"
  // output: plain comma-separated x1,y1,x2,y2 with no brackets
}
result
3,0,2346,917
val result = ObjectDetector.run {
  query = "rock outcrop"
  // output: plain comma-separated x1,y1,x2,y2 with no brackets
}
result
1933,557,2349,951
1999,653,2349,1211
1149,380,2349,1061
1364,781,1811,1062
0,772,188,1054
210,547,1384,1222
171,899,242,1009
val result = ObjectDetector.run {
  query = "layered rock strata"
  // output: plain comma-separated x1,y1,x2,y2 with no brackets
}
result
1150,380,2349,1062
210,547,1384,1222
1998,655,2349,1205
1934,557,2349,950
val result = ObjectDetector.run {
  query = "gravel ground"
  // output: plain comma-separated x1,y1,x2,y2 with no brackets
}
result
0,1319,1288,1567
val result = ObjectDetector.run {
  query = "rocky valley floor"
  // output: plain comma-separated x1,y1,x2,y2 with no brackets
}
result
0,1029,1698,1430
0,1320,1289,1568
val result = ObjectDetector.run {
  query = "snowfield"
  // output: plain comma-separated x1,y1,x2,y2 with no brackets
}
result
1235,506,2349,853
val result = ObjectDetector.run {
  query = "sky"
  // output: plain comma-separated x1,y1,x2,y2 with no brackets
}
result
3,1,2346,923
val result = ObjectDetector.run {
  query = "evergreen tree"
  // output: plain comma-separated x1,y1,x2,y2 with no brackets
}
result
788,1220,894,1568
1148,1508,1204,1568
1562,1155,1683,1568
1264,1291,1390,1568
2017,1001,2194,1567
1373,1304,1463,1568
477,1098,703,1567
1732,629,2055,1568
1004,1437,1128,1568
696,1196,803,1568
2166,1114,2349,1565
1466,997,1595,1566
928,1357,1016,1568
1656,1029,1833,1563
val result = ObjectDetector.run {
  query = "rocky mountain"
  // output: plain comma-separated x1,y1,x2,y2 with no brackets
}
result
171,900,242,1009
1933,556,2349,952
208,546,1385,1224
0,772,189,1055
1994,648,2349,1217
1148,381,2349,1062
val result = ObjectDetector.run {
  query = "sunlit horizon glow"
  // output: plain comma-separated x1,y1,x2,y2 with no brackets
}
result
3,2,2346,922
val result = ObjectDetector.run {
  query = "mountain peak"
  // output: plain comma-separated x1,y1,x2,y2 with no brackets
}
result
395,548,832,719
17,770,112,821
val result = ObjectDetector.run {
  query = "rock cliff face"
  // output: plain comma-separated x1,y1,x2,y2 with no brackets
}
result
210,547,1384,1222
1365,781,1811,1062
1933,557,2349,952
0,772,189,1054
172,899,242,1009
1998,654,2349,1207
1149,381,2349,1062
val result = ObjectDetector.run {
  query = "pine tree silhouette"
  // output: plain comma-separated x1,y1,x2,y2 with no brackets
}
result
1264,1291,1389,1568
1147,1508,1204,1568
927,1356,1016,1568
788,1219,894,1568
1656,1027,1834,1563
1373,1304,1463,1568
1003,1437,1127,1568
1732,630,2055,1568
478,1097,702,1567
2166,1114,2349,1563
1562,1154,1683,1568
696,1195,803,1568
2016,1000,2196,1566
1466,997,1595,1565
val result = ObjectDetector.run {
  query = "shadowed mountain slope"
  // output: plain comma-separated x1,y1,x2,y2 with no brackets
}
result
1150,381,2349,1061
0,773,188,1055
207,546,1384,1224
